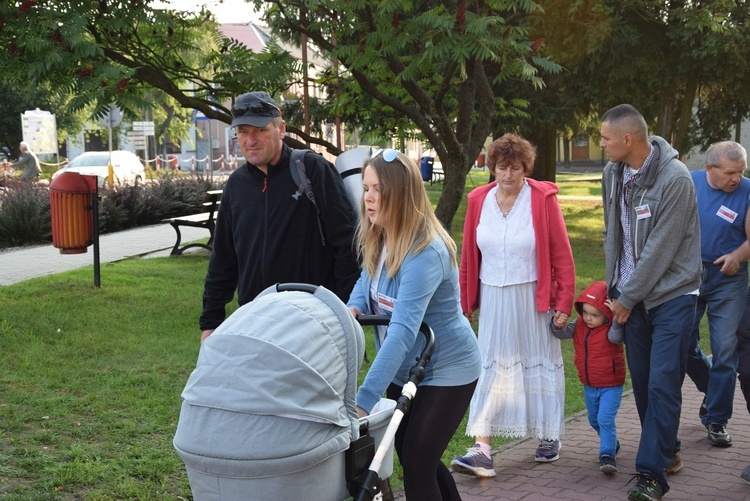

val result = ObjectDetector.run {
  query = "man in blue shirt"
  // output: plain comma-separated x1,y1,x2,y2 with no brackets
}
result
687,141,750,448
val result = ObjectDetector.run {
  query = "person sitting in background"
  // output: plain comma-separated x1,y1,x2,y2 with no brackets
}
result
13,142,41,181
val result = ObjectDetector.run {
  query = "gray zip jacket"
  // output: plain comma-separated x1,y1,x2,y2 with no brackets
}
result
602,136,701,311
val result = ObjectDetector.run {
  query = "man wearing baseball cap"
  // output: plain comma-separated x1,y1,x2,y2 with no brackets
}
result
199,91,360,342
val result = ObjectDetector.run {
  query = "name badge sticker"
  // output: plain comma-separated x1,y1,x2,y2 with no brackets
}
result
717,205,738,224
377,293,396,313
635,204,651,220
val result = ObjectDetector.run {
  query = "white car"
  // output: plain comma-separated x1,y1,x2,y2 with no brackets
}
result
53,150,146,187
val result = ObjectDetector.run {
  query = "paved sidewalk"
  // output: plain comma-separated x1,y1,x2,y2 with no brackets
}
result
0,224,209,286
443,380,750,501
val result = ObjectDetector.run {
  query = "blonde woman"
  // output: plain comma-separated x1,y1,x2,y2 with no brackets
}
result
348,149,481,500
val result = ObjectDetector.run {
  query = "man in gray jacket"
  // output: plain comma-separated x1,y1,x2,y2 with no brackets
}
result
600,104,701,501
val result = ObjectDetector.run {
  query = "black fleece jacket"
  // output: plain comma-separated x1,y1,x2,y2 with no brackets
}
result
199,144,359,330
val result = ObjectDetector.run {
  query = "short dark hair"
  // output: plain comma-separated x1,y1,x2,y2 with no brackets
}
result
601,104,648,140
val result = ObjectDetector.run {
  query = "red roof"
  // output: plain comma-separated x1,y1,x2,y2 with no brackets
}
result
219,23,268,53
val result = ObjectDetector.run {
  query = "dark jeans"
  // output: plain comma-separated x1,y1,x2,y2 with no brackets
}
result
686,263,748,426
386,380,476,501
736,286,750,415
621,293,696,493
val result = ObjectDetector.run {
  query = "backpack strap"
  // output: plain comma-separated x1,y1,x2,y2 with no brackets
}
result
290,148,326,246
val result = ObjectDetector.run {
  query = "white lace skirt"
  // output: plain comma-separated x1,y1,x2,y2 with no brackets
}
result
466,281,565,440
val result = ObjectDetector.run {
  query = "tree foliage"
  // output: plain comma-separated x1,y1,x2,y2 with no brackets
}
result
531,0,750,158
253,0,560,230
0,0,300,146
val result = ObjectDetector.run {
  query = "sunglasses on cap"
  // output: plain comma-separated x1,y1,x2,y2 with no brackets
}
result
372,148,402,163
231,101,280,118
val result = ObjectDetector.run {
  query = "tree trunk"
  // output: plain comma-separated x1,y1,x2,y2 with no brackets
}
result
434,155,471,235
736,120,742,143
673,71,699,158
655,91,675,142
523,124,557,182
536,124,557,182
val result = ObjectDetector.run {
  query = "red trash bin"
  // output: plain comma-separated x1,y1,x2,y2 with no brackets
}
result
49,172,97,254
477,152,486,168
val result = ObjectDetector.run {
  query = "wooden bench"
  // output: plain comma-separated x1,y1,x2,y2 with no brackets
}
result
162,189,222,255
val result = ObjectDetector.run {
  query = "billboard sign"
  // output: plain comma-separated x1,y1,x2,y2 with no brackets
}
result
21,109,58,154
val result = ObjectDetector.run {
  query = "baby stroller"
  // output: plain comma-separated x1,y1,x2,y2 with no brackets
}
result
173,283,434,500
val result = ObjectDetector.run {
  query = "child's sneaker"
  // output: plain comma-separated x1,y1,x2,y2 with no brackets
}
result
664,451,683,474
534,439,561,462
451,444,496,478
599,454,617,474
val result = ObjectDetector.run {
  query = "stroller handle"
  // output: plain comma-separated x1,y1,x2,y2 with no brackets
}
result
357,315,435,383
274,282,319,294
352,315,436,501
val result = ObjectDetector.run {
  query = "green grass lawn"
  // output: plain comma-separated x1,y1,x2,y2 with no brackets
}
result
0,172,707,498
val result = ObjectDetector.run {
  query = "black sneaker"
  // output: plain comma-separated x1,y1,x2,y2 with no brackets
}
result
627,474,664,501
599,454,617,474
706,423,732,447
699,395,707,418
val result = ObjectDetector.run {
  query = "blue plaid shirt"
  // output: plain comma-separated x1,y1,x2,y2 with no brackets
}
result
618,145,654,289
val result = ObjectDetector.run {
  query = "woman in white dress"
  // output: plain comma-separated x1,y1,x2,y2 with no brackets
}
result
452,134,576,477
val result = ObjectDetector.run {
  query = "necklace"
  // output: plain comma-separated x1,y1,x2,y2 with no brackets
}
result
496,190,520,217
498,199,511,217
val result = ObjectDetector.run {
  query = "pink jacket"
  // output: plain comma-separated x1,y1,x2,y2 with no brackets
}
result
459,178,575,315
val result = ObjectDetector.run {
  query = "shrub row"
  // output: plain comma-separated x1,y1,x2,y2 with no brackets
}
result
0,175,223,250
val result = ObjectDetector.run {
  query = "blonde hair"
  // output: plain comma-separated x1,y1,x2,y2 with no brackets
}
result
356,151,457,277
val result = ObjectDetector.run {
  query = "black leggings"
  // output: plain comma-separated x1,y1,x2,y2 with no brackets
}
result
386,380,477,501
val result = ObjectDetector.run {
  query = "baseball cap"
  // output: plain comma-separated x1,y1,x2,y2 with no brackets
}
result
230,91,282,128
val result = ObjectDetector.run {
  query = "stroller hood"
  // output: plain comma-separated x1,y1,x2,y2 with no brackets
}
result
174,285,365,478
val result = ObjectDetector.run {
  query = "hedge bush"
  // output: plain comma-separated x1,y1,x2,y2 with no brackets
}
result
0,174,223,249
0,180,52,247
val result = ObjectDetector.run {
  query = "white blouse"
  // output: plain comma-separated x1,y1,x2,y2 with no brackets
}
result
476,183,537,287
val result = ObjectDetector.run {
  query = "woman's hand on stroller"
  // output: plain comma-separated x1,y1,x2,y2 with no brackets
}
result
349,307,363,319
357,406,369,418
